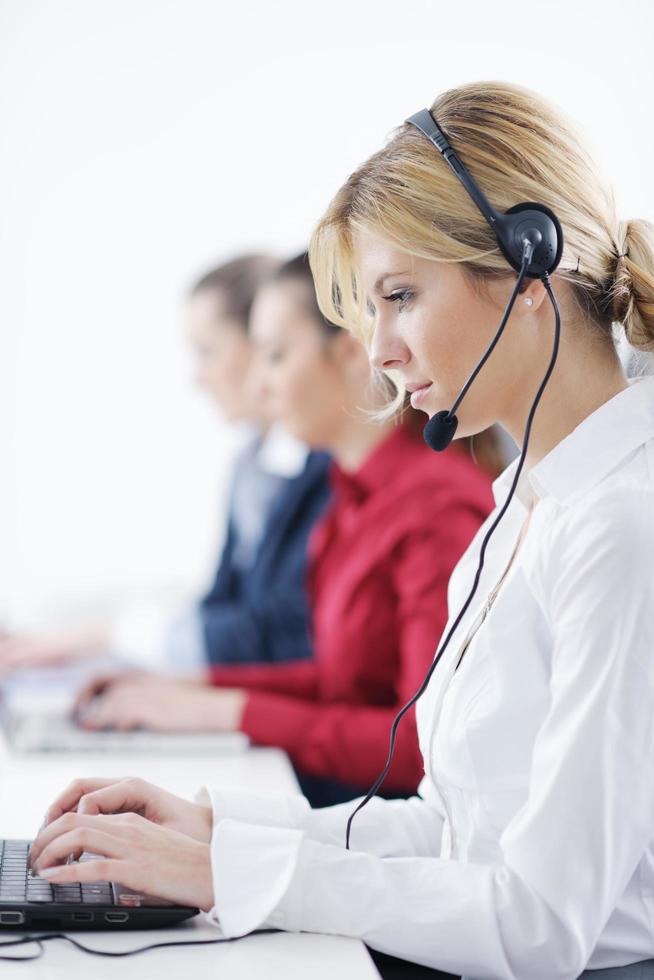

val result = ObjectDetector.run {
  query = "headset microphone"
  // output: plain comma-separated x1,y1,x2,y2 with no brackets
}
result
423,410,459,452
405,108,563,454
422,237,536,452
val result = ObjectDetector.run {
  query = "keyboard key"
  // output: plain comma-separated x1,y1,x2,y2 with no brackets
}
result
81,884,113,896
53,886,82,903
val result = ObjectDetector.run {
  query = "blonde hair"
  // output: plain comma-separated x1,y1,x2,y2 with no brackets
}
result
309,81,654,415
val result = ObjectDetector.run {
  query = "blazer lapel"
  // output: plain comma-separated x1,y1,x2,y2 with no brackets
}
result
255,450,331,574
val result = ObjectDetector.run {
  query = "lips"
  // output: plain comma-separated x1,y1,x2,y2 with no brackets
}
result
407,382,433,410
404,381,433,395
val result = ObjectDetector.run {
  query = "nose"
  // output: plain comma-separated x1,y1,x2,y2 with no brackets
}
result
368,313,411,371
250,355,270,397
249,365,274,410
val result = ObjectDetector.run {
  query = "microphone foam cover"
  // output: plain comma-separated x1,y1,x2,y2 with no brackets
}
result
423,410,458,452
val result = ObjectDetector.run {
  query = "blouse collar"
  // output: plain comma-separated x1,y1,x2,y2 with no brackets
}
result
492,374,654,510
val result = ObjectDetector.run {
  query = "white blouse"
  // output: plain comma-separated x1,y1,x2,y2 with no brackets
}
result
200,375,654,980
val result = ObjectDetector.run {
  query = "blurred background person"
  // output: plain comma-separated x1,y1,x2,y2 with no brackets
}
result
75,252,502,806
0,254,332,675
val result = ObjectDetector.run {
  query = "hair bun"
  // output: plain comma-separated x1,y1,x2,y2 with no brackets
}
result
611,218,654,352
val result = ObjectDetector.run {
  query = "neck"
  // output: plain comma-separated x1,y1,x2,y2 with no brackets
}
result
501,324,629,474
328,415,397,472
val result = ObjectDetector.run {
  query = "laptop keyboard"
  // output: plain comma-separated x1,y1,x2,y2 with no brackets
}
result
0,840,114,906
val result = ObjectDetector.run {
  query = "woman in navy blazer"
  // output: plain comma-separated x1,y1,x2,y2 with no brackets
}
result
200,443,331,666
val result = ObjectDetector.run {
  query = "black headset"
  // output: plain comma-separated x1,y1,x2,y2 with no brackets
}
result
345,107,564,849
405,109,563,279
405,108,563,453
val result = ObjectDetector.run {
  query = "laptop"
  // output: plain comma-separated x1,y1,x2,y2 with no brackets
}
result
0,840,199,930
2,702,249,754
0,681,249,754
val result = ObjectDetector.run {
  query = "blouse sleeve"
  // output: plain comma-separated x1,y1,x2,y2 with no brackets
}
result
206,487,654,980
200,775,444,934
208,658,320,699
199,773,444,854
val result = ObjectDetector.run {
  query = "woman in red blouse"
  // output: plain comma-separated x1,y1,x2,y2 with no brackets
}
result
77,254,495,802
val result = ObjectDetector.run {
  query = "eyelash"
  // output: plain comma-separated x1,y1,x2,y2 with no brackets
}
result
381,289,414,311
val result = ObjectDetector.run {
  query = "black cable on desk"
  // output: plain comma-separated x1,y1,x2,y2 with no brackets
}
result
0,929,278,961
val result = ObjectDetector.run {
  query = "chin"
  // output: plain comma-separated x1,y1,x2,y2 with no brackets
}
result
451,421,493,442
283,421,310,444
422,399,447,420
420,384,452,418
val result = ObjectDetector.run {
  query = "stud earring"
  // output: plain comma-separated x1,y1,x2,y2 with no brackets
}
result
524,297,533,307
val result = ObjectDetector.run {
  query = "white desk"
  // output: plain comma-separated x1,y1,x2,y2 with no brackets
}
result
0,740,299,837
0,740,380,978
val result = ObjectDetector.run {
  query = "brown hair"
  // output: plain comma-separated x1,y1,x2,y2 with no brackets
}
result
270,252,341,336
191,254,281,332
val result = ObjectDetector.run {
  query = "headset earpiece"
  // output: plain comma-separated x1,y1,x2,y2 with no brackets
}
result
404,109,564,279
495,202,563,278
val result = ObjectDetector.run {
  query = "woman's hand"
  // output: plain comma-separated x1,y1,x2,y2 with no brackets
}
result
75,673,246,733
29,811,214,911
0,624,109,672
35,776,213,843
72,668,182,710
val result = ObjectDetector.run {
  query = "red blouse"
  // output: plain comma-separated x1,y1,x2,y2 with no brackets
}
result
208,423,494,793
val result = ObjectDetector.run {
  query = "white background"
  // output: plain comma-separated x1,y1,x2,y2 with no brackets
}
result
1,0,653,626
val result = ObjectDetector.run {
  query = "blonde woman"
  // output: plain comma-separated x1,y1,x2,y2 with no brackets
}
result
29,82,654,979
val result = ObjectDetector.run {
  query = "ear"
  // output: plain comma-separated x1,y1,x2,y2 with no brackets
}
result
516,278,549,315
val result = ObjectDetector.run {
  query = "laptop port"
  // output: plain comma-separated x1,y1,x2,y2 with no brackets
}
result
72,912,94,922
104,912,129,923
0,911,25,925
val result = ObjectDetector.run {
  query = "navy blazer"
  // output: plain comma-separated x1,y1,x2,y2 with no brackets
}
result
199,450,332,666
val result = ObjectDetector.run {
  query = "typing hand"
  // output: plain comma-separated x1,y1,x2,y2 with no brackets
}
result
0,625,109,673
29,809,214,912
74,673,246,734
72,669,150,716
33,776,213,846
